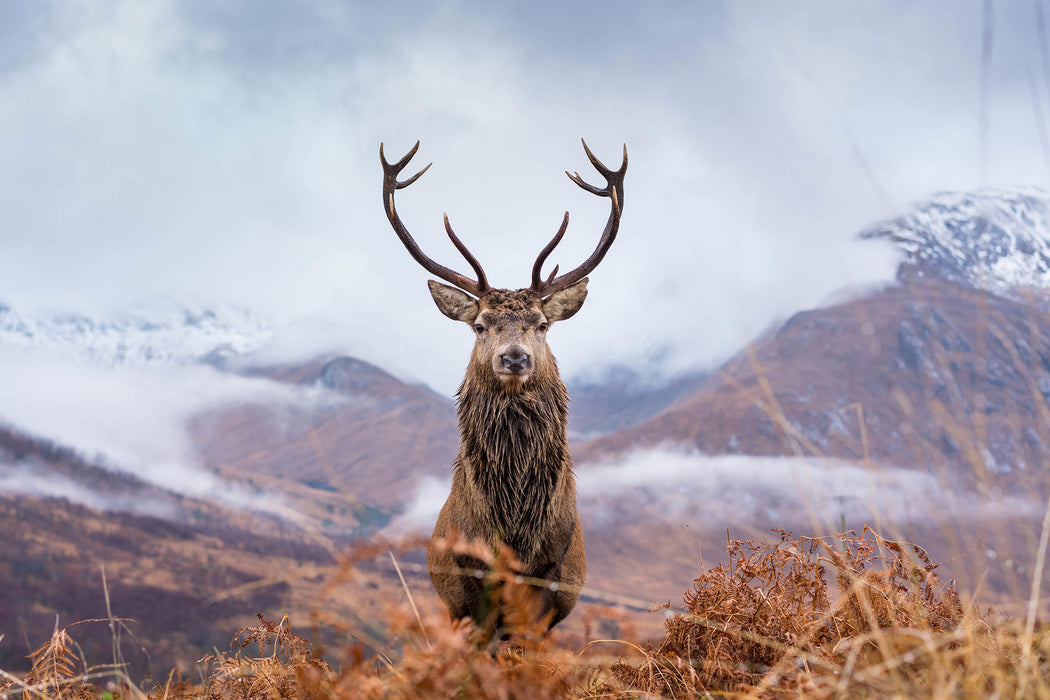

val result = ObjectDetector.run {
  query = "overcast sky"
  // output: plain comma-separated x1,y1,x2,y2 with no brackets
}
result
1,1,1047,393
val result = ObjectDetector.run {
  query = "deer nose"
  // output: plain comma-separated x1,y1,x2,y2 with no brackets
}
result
501,351,531,373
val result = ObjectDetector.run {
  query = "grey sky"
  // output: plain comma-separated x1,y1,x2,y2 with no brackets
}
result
0,1,1045,393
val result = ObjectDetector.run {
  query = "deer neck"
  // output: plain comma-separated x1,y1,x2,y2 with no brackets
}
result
456,372,571,557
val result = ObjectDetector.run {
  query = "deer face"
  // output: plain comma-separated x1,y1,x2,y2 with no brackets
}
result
428,280,588,389
381,139,624,388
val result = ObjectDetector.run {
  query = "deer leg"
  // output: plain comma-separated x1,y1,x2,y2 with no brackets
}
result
546,515,586,628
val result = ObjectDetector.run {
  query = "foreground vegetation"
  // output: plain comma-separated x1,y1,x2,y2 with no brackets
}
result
3,527,1049,699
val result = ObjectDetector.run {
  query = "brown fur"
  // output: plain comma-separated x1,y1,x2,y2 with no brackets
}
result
426,284,588,635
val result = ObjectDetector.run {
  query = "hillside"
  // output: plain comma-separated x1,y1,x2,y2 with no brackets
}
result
576,188,1050,486
189,355,458,515
0,427,365,675
577,278,1050,484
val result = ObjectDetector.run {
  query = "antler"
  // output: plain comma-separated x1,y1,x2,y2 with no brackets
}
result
531,139,627,297
381,141,489,297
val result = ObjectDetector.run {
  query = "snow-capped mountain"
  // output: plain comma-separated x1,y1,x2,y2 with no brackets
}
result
583,185,1050,472
0,302,271,366
861,186,1050,298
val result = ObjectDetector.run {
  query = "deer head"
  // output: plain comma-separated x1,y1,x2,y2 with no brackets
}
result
380,140,626,390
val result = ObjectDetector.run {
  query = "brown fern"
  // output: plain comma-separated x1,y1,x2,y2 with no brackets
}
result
613,528,969,697
23,626,95,699
200,614,331,700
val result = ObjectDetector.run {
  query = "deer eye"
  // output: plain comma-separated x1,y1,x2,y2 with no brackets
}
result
538,323,549,332
474,324,485,334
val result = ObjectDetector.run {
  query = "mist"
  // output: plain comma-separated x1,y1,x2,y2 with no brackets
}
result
3,2,1046,394
382,447,1043,540
575,448,1042,530
0,457,183,519
0,345,319,498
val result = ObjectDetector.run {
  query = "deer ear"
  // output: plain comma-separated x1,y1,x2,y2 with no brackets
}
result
542,278,588,322
428,280,479,323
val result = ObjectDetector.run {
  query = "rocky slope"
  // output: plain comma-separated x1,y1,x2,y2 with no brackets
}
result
861,185,1050,299
577,278,1050,488
0,425,378,676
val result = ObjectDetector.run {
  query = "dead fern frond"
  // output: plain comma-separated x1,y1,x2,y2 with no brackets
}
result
200,614,331,700
23,626,94,699
612,527,972,697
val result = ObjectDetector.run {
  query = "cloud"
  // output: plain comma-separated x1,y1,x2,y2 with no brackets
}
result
383,474,451,536
0,457,182,519
379,446,1042,541
0,1,1045,393
575,448,1043,531
0,345,317,498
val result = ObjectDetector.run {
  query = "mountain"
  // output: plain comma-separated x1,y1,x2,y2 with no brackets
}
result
577,278,1050,484
860,185,1050,299
188,355,459,515
579,187,1050,479
570,187,1050,603
566,366,710,439
0,302,269,366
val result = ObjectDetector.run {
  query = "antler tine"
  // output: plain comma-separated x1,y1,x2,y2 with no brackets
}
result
444,214,489,293
581,139,628,176
381,142,488,297
532,141,627,297
531,212,569,291
381,141,433,191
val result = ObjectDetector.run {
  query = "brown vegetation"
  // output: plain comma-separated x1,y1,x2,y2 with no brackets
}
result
4,526,1050,699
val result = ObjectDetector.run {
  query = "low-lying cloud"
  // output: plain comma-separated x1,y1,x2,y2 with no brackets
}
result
383,447,1044,539
0,346,327,500
0,457,182,520
384,474,452,537
576,448,1043,531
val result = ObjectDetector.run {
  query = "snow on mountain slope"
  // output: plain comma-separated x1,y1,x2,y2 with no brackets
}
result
0,302,270,366
861,185,1050,297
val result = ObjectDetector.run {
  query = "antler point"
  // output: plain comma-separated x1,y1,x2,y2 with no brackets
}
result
382,142,487,297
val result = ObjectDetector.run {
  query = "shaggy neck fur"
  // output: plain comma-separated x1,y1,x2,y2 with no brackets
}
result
456,364,572,562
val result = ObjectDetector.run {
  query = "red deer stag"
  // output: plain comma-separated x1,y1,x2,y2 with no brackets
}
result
380,140,626,635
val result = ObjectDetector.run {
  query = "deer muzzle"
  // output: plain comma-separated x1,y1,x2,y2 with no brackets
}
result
497,346,532,376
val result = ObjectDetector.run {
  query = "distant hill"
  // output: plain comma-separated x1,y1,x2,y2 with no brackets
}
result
189,355,459,516
577,278,1050,489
